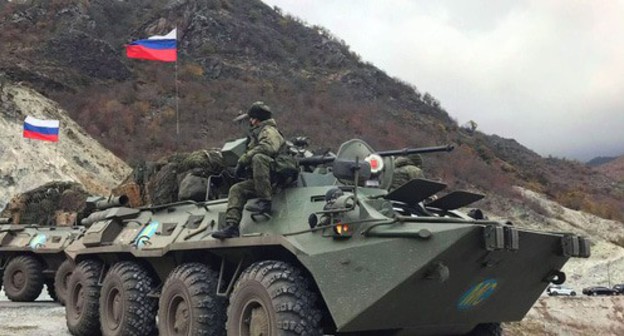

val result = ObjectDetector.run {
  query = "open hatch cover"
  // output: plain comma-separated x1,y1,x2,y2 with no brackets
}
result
384,179,447,206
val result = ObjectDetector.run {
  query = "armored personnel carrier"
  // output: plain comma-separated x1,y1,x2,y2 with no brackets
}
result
0,196,128,305
0,221,83,304
63,139,589,336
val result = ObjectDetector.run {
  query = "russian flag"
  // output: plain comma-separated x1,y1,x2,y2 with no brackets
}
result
23,116,60,142
126,28,177,62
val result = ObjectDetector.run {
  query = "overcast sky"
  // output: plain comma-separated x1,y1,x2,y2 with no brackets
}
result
261,0,624,161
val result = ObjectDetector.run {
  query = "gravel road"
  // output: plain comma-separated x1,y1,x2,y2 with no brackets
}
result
0,288,70,336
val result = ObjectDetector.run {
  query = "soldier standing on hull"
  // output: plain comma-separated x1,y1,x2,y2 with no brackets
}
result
390,154,424,190
213,101,285,239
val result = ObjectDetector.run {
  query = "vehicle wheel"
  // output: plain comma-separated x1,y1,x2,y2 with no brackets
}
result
158,263,226,336
55,259,75,306
99,261,158,336
592,292,597,296
46,279,59,302
571,291,576,296
66,259,103,336
227,260,323,336
2,255,44,302
466,322,503,336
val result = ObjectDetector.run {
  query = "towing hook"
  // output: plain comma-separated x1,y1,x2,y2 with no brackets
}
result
544,270,566,285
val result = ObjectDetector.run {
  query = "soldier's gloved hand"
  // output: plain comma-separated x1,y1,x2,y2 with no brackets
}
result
238,153,251,166
234,164,246,178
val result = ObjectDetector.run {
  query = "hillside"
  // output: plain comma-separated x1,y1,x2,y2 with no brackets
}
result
0,80,130,210
0,1,622,217
594,155,624,182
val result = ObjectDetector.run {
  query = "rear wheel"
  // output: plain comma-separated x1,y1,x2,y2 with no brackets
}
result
466,323,503,336
99,261,157,336
570,291,576,296
227,260,323,336
2,255,44,302
66,259,103,336
54,259,74,306
158,263,226,336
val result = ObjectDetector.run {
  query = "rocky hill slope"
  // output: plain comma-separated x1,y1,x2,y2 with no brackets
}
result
594,155,624,182
0,0,621,221
0,80,130,210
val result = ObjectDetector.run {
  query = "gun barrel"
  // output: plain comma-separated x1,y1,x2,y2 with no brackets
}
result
375,144,454,157
94,195,129,211
297,155,336,167
298,144,454,167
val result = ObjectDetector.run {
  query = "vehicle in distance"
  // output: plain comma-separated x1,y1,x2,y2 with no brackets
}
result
612,284,624,294
582,286,619,296
546,285,576,296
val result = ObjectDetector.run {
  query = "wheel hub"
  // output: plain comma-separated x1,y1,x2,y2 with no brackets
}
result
169,295,189,335
242,300,269,336
11,270,25,289
107,287,122,329
73,284,84,317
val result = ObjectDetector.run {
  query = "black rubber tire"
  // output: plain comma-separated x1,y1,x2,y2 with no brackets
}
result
2,255,44,302
46,279,59,302
571,291,576,296
99,261,158,336
227,260,323,336
66,259,103,336
54,259,75,306
466,323,503,336
158,263,226,336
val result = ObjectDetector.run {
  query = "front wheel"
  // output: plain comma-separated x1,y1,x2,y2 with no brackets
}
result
99,261,157,336
227,260,323,336
66,259,103,336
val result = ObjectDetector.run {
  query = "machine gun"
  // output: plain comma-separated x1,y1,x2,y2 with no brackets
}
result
298,144,454,167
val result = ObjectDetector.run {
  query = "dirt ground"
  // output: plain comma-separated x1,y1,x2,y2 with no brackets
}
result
0,289,70,336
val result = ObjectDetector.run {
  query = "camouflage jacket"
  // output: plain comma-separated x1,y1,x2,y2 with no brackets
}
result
238,119,284,166
390,157,424,190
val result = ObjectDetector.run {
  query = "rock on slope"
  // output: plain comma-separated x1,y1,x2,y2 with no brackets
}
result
0,80,130,210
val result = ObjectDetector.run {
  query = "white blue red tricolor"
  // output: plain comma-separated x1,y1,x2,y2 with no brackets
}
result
126,28,177,62
23,116,60,142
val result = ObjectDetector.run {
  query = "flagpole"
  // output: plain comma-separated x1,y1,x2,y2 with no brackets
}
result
175,57,179,137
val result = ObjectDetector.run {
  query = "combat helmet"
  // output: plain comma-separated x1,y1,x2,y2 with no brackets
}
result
234,101,273,122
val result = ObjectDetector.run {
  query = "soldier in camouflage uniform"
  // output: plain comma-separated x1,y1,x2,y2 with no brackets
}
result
213,101,285,239
390,154,424,190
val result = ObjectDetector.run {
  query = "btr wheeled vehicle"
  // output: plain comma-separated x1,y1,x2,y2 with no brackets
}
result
63,138,590,336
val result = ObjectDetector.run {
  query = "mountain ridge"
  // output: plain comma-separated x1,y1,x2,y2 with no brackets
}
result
0,0,622,221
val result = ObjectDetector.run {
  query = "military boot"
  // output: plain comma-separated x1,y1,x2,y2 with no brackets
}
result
245,199,272,214
212,223,240,239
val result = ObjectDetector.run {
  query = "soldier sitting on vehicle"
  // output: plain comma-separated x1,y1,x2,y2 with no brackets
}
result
212,101,285,239
389,153,424,190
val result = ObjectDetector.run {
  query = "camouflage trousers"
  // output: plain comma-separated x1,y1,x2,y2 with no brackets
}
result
225,153,274,226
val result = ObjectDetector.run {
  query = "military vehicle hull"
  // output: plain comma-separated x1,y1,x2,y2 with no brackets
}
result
64,187,587,336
